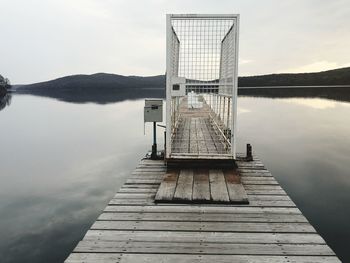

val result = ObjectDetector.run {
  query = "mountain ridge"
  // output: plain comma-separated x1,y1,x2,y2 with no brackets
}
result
17,66,350,90
15,67,350,104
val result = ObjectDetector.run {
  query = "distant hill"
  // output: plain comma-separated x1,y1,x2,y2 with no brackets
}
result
239,67,350,87
16,67,350,103
17,73,165,103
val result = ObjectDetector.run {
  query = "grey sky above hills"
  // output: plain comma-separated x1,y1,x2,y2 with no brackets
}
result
1,0,349,84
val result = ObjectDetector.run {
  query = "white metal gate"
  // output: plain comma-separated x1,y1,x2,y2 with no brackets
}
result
166,14,239,159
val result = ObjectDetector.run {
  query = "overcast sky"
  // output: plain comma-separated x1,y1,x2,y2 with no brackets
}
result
1,0,350,84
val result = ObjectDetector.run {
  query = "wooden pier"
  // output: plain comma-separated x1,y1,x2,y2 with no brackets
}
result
65,155,340,262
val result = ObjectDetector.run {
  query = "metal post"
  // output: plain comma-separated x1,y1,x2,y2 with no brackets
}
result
165,14,172,159
227,98,230,128
164,131,166,159
219,95,221,119
246,143,253,161
151,122,157,159
223,96,226,123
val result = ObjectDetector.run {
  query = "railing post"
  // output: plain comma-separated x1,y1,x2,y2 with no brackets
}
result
151,121,157,159
246,143,253,161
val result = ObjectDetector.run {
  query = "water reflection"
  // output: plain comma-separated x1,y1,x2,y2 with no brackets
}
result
284,98,341,109
239,86,350,103
0,93,12,111
16,85,350,104
0,94,349,262
237,96,350,262
0,96,161,262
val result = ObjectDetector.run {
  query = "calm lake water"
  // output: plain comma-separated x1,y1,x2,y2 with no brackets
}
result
0,92,350,262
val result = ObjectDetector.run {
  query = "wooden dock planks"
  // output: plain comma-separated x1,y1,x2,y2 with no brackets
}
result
65,157,341,263
192,169,210,201
155,168,248,204
209,169,230,202
225,169,249,203
154,170,178,201
173,169,193,201
171,97,231,156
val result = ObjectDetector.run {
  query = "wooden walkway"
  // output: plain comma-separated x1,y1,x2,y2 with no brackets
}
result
65,156,340,262
171,97,230,157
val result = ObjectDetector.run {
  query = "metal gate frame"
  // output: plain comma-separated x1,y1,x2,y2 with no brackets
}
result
165,14,240,159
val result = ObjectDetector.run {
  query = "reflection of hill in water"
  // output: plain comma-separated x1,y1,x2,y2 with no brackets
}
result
15,70,350,104
239,87,350,103
0,93,11,111
17,85,350,104
18,87,164,104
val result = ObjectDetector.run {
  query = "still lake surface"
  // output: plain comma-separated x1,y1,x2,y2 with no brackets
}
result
0,91,350,262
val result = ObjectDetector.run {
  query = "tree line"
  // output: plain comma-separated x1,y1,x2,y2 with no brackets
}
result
0,74,11,96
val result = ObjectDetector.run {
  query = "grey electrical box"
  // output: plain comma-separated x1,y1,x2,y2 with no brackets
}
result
144,99,163,122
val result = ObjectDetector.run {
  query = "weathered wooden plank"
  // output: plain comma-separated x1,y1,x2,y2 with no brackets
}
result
239,170,271,175
129,175,162,180
104,205,302,214
137,161,164,165
247,195,291,201
125,179,161,184
189,119,199,154
114,193,155,199
174,169,194,201
91,220,316,233
74,241,333,255
196,118,209,153
199,118,218,153
98,212,308,223
238,166,266,171
227,182,249,203
240,176,278,181
192,169,210,201
83,230,323,244
238,166,268,170
223,169,249,203
237,163,265,168
109,199,154,205
133,169,166,173
244,185,283,190
155,170,178,201
118,188,158,193
239,169,271,174
121,184,159,189
66,254,340,263
177,118,190,153
128,175,165,179
246,190,287,195
209,169,230,202
133,168,163,172
242,179,279,185
108,198,295,207
139,159,164,164
114,192,290,200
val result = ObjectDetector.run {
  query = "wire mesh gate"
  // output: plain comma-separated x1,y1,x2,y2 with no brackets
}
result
166,14,239,159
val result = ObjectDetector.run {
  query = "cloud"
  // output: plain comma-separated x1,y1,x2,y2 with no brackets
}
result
239,59,253,65
1,0,350,83
61,0,112,20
